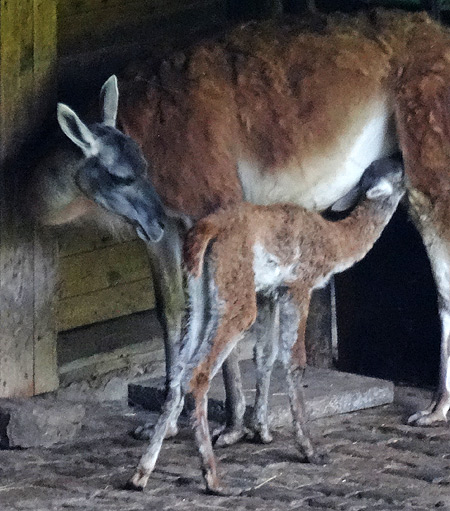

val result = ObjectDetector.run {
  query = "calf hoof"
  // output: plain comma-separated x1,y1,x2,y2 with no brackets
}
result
133,422,179,441
213,425,249,447
125,470,150,491
407,409,447,427
247,425,273,444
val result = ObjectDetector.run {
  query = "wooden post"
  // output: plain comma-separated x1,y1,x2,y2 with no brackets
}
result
0,0,58,397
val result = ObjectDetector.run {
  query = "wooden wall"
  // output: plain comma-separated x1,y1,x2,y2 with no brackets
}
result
0,0,59,397
57,230,154,331
0,0,231,397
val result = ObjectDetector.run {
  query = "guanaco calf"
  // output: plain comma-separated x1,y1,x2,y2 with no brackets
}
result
128,157,404,494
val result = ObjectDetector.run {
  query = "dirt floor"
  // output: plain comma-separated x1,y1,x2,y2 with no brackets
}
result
1,387,450,511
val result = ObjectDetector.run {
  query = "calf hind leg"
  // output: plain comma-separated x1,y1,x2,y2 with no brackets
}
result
214,296,280,446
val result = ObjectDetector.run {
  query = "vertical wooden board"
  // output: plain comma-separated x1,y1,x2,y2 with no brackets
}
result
305,282,333,369
32,0,58,394
0,0,20,157
0,225,35,397
33,229,59,394
0,0,35,398
17,0,35,131
33,0,57,121
0,0,58,397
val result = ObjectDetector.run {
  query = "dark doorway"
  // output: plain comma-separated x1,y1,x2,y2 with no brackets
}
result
335,205,441,387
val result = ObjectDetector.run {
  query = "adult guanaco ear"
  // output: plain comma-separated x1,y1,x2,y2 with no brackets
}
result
100,75,119,127
57,103,99,157
366,179,393,199
330,185,362,212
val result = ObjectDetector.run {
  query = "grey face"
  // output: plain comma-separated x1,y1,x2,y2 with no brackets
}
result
57,75,166,243
76,125,165,243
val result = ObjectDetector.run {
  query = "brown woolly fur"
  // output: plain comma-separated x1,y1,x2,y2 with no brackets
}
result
117,9,450,221
184,186,402,382
393,18,450,233
173,160,405,493
118,10,392,217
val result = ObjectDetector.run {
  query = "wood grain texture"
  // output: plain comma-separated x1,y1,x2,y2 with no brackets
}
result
58,228,136,258
0,0,35,398
0,0,58,397
58,278,155,332
59,240,151,299
33,229,59,394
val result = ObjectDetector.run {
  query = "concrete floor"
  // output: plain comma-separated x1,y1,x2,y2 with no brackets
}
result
1,386,450,511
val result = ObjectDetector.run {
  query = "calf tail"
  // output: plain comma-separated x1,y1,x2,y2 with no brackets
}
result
184,218,220,278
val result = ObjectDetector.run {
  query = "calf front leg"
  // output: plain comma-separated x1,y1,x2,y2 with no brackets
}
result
250,296,280,444
214,297,281,446
279,290,323,463
213,349,248,446
407,207,450,426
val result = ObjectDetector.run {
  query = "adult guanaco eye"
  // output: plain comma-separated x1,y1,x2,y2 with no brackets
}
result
109,173,135,186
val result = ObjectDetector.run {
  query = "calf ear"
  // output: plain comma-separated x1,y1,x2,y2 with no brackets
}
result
366,179,393,199
57,103,99,156
330,185,361,212
100,75,119,127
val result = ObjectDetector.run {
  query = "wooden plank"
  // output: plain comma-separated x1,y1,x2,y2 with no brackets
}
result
0,0,58,397
58,278,155,331
0,0,35,398
33,229,59,394
58,0,226,56
59,342,165,386
0,0,21,157
58,310,162,365
58,227,137,257
59,239,151,299
32,0,58,395
33,0,57,122
305,283,333,369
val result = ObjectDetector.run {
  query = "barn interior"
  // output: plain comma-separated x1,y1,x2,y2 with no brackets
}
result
0,0,444,399
1,1,450,508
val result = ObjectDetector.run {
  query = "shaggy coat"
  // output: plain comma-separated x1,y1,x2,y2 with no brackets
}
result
129,159,404,493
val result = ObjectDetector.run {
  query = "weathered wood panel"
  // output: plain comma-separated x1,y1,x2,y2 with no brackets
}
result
59,240,151,299
33,229,59,394
58,278,155,332
0,0,58,397
58,228,136,258
1,0,36,397
33,0,57,122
